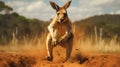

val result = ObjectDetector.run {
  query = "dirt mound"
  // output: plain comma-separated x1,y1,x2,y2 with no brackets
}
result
0,53,36,67
0,51,120,67
83,54,120,67
34,52,120,67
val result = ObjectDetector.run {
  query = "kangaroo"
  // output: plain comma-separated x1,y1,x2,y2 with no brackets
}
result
46,0,73,62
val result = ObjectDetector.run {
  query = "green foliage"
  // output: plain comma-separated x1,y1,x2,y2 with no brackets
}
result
75,14,120,40
0,13,49,44
0,11,51,44
0,13,28,44
28,19,45,36
0,1,13,11
0,1,51,45
0,1,4,5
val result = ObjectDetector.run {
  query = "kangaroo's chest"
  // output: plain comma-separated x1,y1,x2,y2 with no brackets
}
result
54,23,67,38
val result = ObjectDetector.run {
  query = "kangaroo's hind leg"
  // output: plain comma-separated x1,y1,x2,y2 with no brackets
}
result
64,33,74,62
46,33,53,61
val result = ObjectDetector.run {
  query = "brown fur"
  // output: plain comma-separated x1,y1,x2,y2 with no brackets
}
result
46,0,73,62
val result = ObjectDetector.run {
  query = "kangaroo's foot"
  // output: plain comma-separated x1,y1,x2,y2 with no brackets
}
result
46,56,53,61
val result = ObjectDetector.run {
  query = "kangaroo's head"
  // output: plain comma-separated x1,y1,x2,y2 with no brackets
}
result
50,0,72,23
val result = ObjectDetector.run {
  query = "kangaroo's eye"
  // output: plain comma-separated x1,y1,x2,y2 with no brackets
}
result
64,13,67,16
57,13,60,15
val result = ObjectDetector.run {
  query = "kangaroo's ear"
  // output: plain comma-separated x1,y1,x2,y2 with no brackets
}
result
63,0,72,9
50,1,59,11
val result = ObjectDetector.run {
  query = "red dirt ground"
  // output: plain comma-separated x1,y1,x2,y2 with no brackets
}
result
0,47,120,67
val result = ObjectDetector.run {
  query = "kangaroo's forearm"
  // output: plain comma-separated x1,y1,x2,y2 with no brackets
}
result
48,26,54,38
61,31,71,40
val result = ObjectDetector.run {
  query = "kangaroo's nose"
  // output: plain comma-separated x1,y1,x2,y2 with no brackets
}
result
60,18,64,22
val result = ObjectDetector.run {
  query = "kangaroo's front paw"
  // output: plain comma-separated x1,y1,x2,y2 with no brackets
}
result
59,38,66,43
52,41,58,46
51,38,58,46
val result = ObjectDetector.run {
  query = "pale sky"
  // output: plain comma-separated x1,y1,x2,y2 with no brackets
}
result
1,0,120,21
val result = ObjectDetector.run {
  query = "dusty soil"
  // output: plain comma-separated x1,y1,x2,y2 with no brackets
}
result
0,47,120,67
0,52,36,67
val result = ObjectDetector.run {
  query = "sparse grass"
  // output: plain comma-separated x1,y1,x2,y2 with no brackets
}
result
0,27,120,53
0,32,47,53
75,36,120,53
74,27,120,53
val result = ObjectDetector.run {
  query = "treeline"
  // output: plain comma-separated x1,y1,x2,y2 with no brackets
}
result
0,1,12,11
75,14,120,40
0,1,49,44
